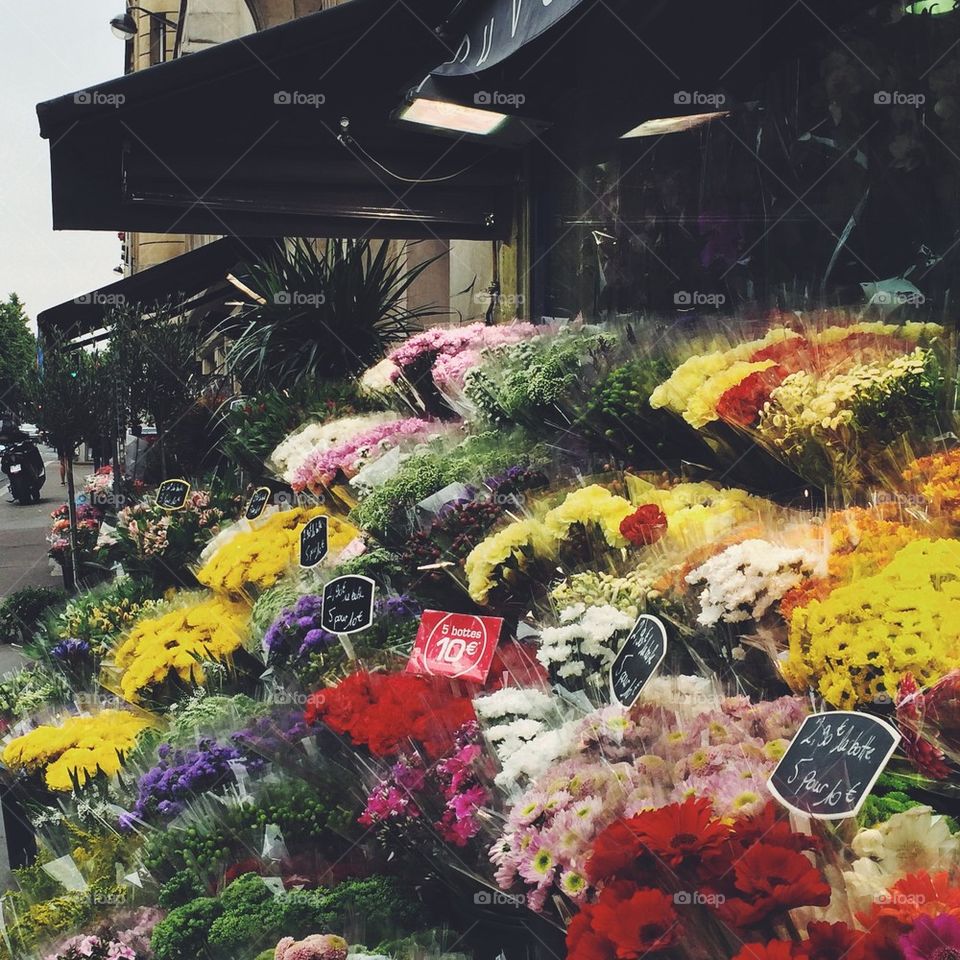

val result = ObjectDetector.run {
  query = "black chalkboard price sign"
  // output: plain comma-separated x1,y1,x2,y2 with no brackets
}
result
299,516,329,568
768,711,900,820
245,487,272,521
321,575,376,635
609,614,667,707
156,479,191,511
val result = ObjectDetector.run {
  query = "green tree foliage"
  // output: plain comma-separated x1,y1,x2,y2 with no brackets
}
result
0,294,37,415
30,331,94,456
105,298,205,475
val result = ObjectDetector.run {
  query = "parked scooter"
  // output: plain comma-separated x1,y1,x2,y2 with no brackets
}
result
1,431,46,504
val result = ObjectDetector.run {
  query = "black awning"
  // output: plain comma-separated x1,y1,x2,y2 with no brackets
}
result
431,0,587,77
37,0,518,240
37,237,269,338
417,0,880,148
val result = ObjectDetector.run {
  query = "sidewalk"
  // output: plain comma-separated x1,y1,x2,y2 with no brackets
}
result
0,454,91,599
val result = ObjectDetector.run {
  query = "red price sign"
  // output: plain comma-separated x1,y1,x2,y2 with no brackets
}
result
406,610,504,683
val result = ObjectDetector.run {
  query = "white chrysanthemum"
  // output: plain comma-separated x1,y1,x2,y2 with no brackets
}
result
685,539,823,626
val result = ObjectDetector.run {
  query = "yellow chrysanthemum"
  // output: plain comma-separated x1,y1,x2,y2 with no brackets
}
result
113,593,249,701
784,538,960,708
649,327,799,415
3,710,152,792
196,507,359,596
626,479,763,546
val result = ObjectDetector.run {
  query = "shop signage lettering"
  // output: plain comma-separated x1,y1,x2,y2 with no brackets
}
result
245,486,272,521
407,610,503,682
156,479,190,511
768,711,900,819
321,575,376,634
299,515,328,568
434,0,583,75
609,614,667,707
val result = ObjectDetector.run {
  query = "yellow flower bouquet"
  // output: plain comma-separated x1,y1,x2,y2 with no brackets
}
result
542,485,634,548
465,480,761,605
465,518,558,604
648,317,948,496
784,538,960,708
3,710,153,791
196,506,359,597
110,593,250,702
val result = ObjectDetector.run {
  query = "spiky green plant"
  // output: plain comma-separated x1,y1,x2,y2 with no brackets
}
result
224,239,442,388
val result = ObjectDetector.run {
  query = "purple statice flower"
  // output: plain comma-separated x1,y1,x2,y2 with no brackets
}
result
231,709,308,761
50,638,92,662
294,595,323,617
298,628,337,659
124,738,249,826
435,490,477,520
264,595,328,667
374,594,421,621
484,465,547,497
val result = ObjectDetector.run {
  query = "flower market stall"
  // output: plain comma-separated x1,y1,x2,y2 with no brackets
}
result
2,310,960,960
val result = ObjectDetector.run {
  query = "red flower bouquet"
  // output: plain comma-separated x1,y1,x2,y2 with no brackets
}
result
305,670,476,759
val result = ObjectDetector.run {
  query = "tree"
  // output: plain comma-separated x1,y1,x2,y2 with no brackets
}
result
0,294,37,416
108,298,205,476
30,331,95,590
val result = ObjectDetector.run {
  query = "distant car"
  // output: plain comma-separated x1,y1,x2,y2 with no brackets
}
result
18,423,39,440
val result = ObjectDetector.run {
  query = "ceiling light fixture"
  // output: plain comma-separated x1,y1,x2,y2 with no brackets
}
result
398,97,510,136
622,111,730,138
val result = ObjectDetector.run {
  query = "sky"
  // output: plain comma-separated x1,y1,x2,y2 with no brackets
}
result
0,0,125,327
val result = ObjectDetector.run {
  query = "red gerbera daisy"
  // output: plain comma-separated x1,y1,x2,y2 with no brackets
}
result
589,881,680,957
718,843,831,927
628,796,731,871
566,911,615,960
805,922,870,960
586,818,648,883
729,802,820,854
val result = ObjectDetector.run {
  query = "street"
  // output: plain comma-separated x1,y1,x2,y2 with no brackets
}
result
0,447,82,674
0,445,64,597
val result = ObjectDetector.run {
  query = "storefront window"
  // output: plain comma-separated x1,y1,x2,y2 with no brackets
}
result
540,4,960,322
